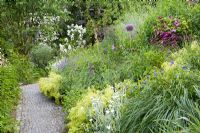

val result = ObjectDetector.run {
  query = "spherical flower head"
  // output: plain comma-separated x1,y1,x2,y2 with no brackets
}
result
125,24,134,32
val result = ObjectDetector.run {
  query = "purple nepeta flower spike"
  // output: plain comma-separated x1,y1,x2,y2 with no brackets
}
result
126,24,134,31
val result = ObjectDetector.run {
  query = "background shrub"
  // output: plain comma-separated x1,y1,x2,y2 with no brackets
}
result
30,44,55,71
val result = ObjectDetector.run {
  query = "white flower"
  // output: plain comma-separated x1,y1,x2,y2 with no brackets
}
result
75,24,79,29
89,119,93,122
111,109,114,113
82,28,86,33
64,38,68,42
106,110,110,114
83,40,86,45
106,125,111,130
68,45,72,50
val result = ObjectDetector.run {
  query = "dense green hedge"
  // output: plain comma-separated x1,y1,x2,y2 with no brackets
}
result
0,66,20,133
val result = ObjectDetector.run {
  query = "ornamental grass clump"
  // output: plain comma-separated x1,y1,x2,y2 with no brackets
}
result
150,16,189,47
120,42,200,133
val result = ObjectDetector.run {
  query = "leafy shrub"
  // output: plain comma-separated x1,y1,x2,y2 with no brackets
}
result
11,53,41,84
0,66,20,133
65,0,126,44
150,16,189,47
67,80,132,133
120,42,200,133
30,44,55,71
62,88,86,112
131,0,192,48
39,72,62,104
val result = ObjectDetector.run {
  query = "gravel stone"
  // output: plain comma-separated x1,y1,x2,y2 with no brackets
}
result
16,84,65,133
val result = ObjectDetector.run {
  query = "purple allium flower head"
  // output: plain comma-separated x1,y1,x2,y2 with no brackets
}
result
174,20,180,27
126,24,134,31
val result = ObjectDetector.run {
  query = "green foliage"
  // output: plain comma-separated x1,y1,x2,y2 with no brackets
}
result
188,4,200,38
11,53,42,84
67,89,98,133
62,88,86,112
67,80,134,133
65,0,126,43
39,72,62,104
59,44,165,112
0,0,70,54
30,44,55,70
120,42,200,133
0,66,20,133
150,16,189,47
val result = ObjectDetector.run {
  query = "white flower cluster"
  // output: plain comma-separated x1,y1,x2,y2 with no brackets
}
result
30,14,87,55
0,49,8,67
88,86,127,132
59,24,86,54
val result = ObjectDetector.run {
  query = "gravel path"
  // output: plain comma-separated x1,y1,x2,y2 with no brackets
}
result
16,84,65,133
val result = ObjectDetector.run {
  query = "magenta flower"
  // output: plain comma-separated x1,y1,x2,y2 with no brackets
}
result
171,29,176,33
174,20,180,27
126,24,134,31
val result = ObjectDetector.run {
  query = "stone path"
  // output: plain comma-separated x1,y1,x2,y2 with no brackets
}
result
16,84,65,133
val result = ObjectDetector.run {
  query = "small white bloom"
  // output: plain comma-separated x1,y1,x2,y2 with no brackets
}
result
68,45,72,50
82,40,86,45
89,119,93,122
106,125,111,130
111,109,114,113
82,28,86,33
106,110,110,114
64,38,68,42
